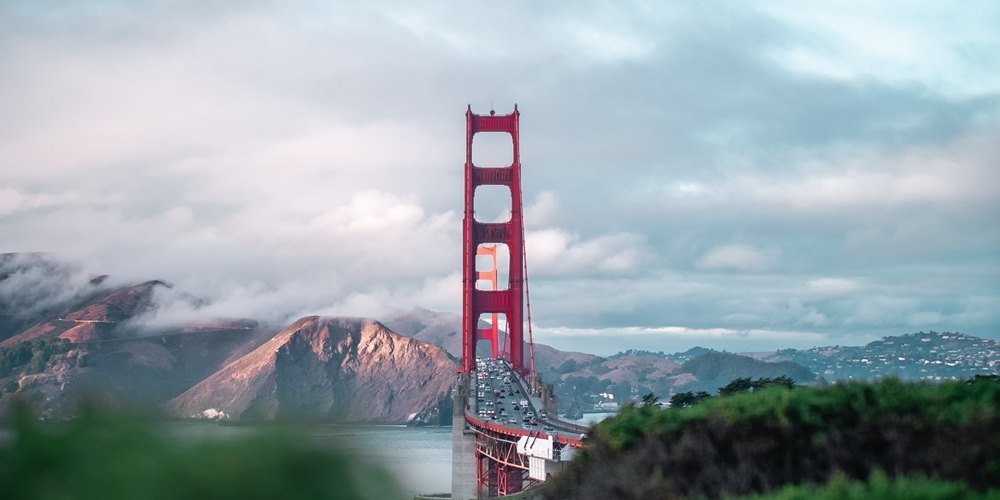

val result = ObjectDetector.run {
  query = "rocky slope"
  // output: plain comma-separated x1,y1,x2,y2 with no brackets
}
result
168,316,458,423
0,253,110,341
0,254,272,417
383,307,463,357
2,256,462,423
1,280,172,346
0,255,818,423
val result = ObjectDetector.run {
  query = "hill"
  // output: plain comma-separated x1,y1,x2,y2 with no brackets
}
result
678,351,815,393
0,253,111,341
383,309,818,416
768,331,1000,381
3,254,995,425
2,257,462,423
382,307,464,358
1,280,177,346
167,316,457,423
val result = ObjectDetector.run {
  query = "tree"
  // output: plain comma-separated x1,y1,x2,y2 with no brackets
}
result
719,376,796,397
669,392,695,408
0,342,35,378
753,375,795,390
640,393,660,407
718,377,754,396
668,391,712,409
967,374,1000,384
557,359,579,374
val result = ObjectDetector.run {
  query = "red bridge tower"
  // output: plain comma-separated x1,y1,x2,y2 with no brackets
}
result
462,105,524,374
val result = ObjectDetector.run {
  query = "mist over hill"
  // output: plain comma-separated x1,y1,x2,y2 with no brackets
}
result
0,255,456,423
1,254,996,423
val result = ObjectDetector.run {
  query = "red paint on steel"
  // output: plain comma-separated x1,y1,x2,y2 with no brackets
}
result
462,105,524,373
476,245,503,358
466,414,585,448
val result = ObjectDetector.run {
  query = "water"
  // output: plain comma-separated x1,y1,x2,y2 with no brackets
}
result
157,416,618,495
305,424,452,496
159,417,622,495
565,411,617,426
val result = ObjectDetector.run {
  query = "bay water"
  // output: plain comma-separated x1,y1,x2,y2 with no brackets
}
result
2,413,617,497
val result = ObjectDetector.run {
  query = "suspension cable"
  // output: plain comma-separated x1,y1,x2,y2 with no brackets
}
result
519,178,538,393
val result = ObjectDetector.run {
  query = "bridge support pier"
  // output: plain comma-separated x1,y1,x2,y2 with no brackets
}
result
451,374,478,500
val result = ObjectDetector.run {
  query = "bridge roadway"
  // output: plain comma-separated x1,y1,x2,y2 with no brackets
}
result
464,357,587,448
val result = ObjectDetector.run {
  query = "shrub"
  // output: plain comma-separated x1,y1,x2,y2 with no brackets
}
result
0,404,403,500
0,339,71,377
540,378,1000,499
733,471,996,500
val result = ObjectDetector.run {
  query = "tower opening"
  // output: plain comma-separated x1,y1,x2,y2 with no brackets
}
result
471,132,514,167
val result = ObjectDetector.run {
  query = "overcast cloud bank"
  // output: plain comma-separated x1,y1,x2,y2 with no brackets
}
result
1,1,998,353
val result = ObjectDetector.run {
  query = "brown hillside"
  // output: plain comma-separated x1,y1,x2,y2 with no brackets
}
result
0,281,167,346
167,316,458,423
383,307,464,357
599,355,680,385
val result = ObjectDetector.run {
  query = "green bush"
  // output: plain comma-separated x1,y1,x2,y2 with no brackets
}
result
733,471,1000,500
540,377,1000,499
600,377,1000,451
0,339,71,378
0,342,33,378
0,404,404,500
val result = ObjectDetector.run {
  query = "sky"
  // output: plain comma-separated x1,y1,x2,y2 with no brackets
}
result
1,1,998,356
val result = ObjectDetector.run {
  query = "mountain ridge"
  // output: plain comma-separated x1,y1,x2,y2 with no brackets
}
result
1,254,996,423
167,316,457,423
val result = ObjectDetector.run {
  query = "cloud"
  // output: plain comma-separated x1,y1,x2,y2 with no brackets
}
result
524,191,558,228
761,1,1000,97
540,324,826,341
311,190,427,233
696,245,776,272
806,278,860,296
535,324,830,356
0,1,998,352
527,229,646,276
740,135,999,211
0,189,22,215
0,253,111,319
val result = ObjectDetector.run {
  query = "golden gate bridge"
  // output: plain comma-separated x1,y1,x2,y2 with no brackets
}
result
452,105,588,499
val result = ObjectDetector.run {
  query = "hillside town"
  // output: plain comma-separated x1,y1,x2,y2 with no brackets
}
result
772,331,1000,381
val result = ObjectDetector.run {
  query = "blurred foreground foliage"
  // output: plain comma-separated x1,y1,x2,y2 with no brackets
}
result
602,376,1000,451
538,377,1000,499
0,403,403,500
732,471,1000,500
